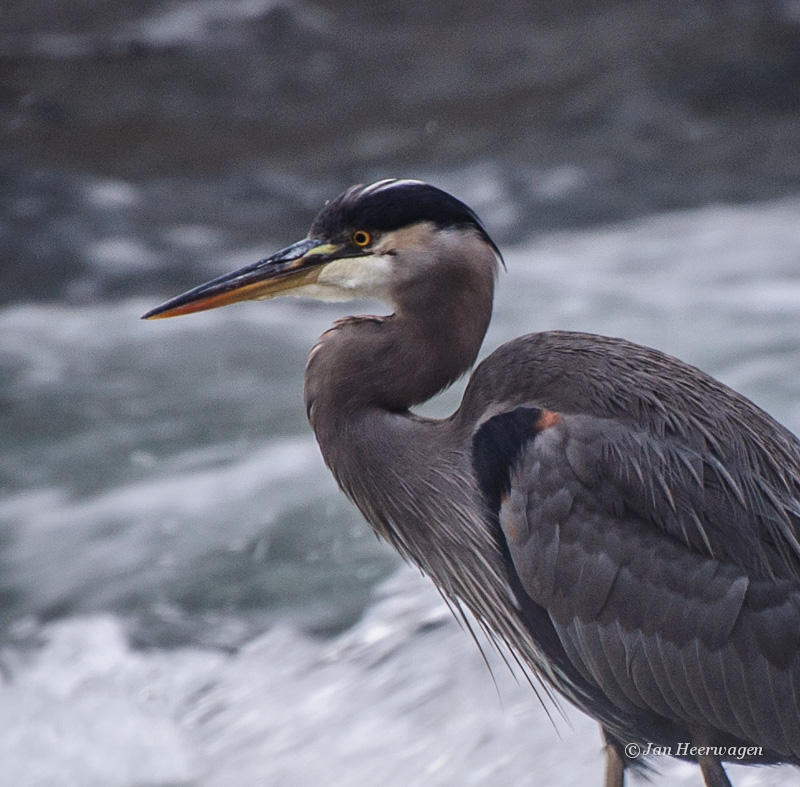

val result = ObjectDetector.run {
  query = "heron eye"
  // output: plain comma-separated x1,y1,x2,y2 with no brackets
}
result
352,230,371,247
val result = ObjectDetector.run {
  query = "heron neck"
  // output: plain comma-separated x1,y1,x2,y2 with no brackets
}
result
302,240,495,549
301,298,545,673
304,278,486,489
305,268,492,406
302,303,490,577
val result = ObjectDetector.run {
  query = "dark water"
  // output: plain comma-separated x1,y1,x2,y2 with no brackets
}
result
2,1,800,785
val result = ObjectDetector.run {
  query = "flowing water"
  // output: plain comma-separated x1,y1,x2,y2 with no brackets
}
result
3,1,800,785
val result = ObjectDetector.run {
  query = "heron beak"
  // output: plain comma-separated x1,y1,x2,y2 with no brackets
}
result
142,239,349,319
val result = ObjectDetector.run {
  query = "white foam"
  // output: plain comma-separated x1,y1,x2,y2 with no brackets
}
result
2,570,794,786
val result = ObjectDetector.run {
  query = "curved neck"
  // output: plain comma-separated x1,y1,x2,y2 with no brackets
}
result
302,302,486,568
302,257,494,543
300,267,550,678
303,295,496,581
304,236,495,414
307,311,482,415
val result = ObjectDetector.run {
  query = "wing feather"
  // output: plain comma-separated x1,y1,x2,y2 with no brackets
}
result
496,412,800,758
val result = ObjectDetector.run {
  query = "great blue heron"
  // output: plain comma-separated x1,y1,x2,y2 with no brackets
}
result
144,179,800,787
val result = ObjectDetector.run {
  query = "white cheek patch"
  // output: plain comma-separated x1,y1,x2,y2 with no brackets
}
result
300,254,393,302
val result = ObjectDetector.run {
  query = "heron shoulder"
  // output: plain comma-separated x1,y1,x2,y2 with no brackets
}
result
464,330,800,461
463,330,800,581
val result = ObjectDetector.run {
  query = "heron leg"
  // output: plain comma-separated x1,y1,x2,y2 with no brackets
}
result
601,727,625,787
604,746,625,787
697,754,731,787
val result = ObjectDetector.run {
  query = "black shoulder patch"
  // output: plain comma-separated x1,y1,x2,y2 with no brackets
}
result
472,407,541,513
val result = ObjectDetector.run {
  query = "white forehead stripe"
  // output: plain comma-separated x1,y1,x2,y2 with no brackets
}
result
360,179,426,198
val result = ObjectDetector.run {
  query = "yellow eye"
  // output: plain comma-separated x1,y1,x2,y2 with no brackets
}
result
352,230,371,247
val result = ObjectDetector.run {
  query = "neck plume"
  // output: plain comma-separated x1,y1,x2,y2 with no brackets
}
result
299,241,554,689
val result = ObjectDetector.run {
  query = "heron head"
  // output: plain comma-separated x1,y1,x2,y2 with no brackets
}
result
142,179,502,320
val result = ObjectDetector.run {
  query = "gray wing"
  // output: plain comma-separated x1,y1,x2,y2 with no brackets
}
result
500,411,800,759
465,331,800,583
